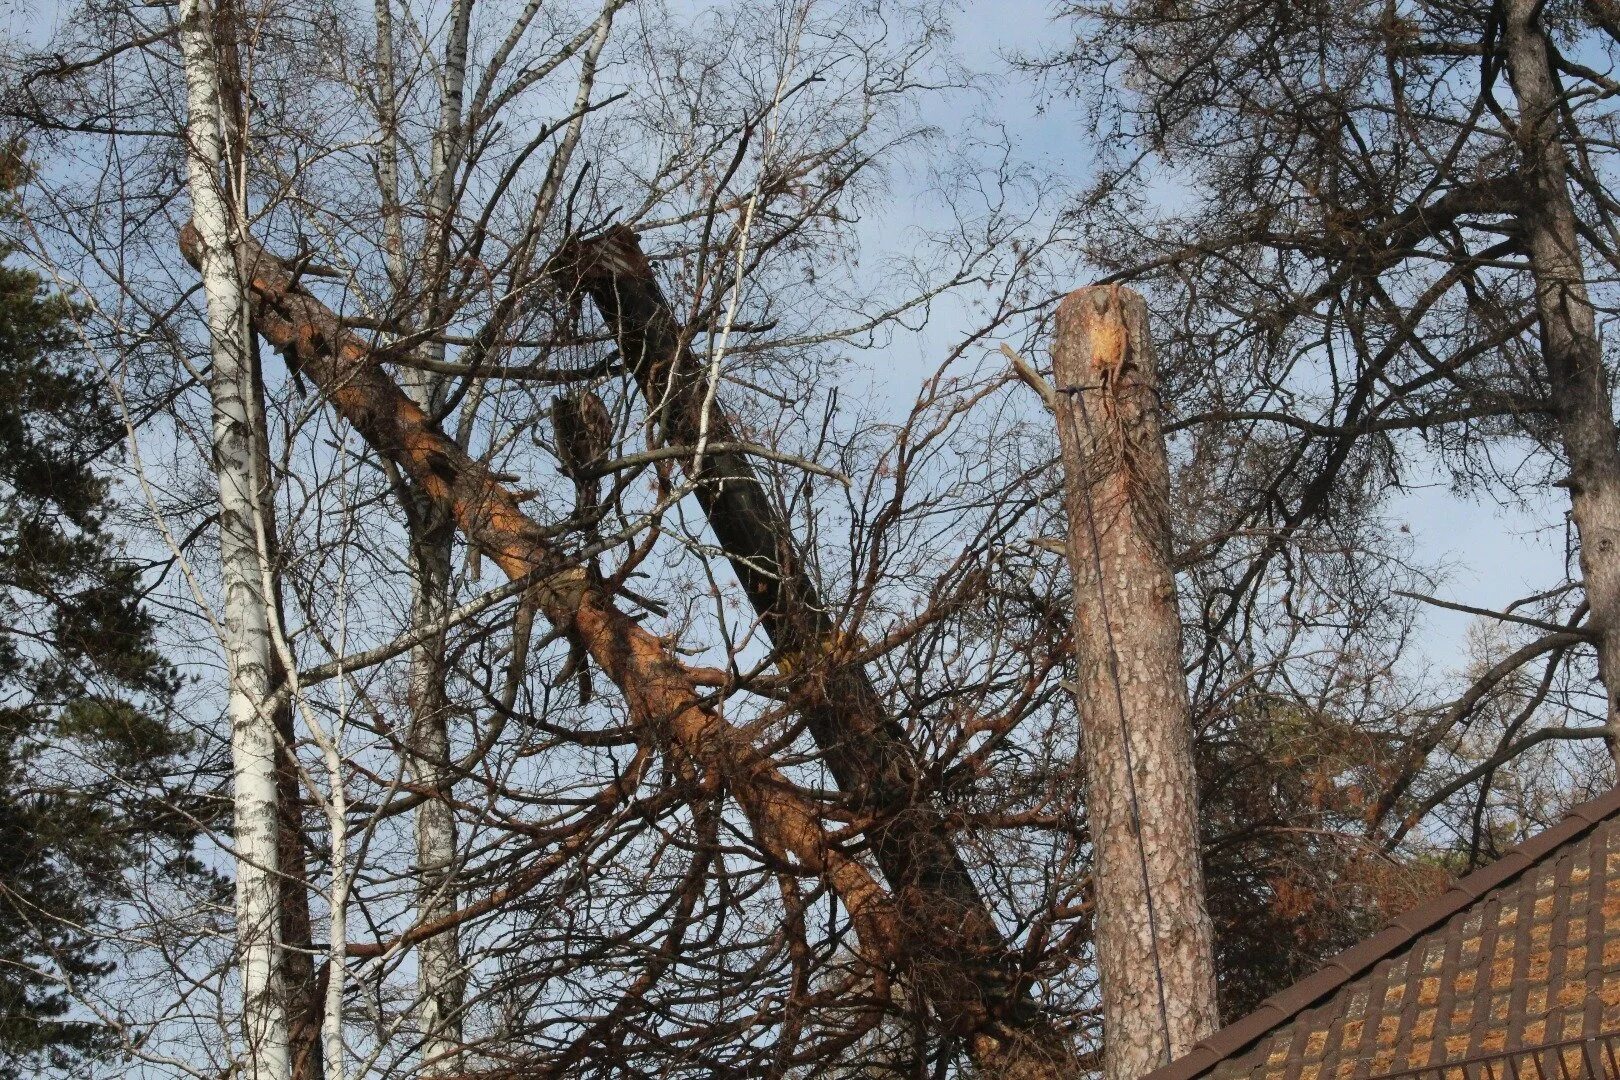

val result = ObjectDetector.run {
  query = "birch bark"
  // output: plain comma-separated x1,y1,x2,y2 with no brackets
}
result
176,1,291,1075
386,1,472,1062
397,15,617,1066
405,525,463,1075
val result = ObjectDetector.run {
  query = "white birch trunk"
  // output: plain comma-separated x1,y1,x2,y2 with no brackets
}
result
177,1,291,1076
374,0,406,297
407,531,463,1075
424,0,472,313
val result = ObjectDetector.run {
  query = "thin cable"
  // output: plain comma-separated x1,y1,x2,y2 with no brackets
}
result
1061,379,1175,1059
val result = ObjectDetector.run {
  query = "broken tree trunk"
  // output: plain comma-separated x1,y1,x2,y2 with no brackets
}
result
1501,0,1620,769
550,228,1076,1074
1051,286,1218,1080
178,221,903,986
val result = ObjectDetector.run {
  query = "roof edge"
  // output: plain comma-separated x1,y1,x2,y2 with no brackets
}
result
1142,784,1620,1080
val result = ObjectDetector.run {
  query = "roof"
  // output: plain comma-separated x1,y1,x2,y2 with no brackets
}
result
1147,785,1620,1080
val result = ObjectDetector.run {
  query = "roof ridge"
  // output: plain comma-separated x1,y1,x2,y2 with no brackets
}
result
1142,784,1620,1080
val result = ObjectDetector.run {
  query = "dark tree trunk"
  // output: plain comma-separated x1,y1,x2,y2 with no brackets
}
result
254,334,322,1080
1502,0,1620,767
271,687,322,1080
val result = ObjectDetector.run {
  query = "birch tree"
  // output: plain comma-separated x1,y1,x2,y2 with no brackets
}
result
175,0,291,1073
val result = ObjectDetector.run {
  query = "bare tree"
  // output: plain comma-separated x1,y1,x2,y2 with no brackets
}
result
14,0,1596,1074
2,0,1104,1071
1039,0,1619,845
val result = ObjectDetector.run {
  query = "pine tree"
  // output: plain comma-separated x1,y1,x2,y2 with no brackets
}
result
0,142,190,1077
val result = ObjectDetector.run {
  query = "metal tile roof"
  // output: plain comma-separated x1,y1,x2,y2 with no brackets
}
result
1146,787,1620,1080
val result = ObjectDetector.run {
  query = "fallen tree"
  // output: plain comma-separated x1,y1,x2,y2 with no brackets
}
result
180,223,1076,1076
548,228,1064,1055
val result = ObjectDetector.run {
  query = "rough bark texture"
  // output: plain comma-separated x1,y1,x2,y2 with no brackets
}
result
179,222,903,977
273,678,322,1080
1502,0,1620,767
176,5,292,1077
550,228,1077,1074
1051,286,1218,1080
406,519,465,1074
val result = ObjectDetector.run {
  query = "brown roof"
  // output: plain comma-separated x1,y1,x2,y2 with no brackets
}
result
1147,786,1620,1080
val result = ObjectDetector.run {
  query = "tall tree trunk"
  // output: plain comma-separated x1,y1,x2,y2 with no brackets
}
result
1051,285,1218,1080
550,229,1077,1075
1502,0,1620,768
405,514,464,1074
214,7,325,1070
176,4,291,1076
389,6,473,1060
420,0,471,373
272,676,323,1080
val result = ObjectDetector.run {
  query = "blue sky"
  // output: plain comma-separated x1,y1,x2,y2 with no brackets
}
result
1,0,1577,680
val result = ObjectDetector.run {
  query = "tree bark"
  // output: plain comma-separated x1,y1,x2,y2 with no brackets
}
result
273,677,323,1080
178,223,904,980
417,0,472,392
550,229,1077,1073
1501,0,1620,768
405,516,464,1074
176,4,291,1075
394,10,473,1059
1051,285,1218,1080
